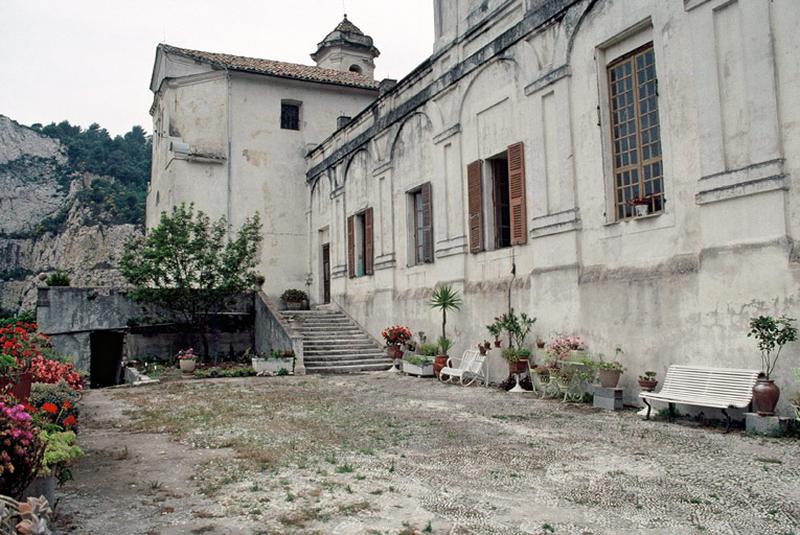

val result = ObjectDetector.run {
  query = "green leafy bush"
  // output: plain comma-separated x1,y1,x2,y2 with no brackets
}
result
418,343,438,357
195,366,256,379
45,271,71,287
281,289,307,303
39,429,84,484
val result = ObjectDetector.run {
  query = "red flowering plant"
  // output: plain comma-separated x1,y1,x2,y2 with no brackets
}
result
176,348,197,360
0,322,83,391
380,325,413,348
0,400,44,499
29,381,81,431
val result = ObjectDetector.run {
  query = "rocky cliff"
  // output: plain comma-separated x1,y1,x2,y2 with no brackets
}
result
0,115,142,313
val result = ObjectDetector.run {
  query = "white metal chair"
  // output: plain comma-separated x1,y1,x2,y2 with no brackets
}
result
439,349,486,386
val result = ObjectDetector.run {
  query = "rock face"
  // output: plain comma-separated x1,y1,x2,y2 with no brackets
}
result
0,115,142,313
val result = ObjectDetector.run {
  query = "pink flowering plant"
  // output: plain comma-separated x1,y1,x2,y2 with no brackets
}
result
0,401,43,499
546,335,585,360
176,348,197,361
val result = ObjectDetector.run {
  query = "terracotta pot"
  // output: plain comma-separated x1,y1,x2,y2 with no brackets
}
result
753,378,780,416
478,346,488,356
179,358,197,374
0,371,33,401
386,346,403,360
434,355,448,379
638,379,658,392
598,369,621,388
284,301,304,310
508,359,528,375
494,338,501,348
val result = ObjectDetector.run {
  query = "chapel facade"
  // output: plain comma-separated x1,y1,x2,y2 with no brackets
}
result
149,0,800,402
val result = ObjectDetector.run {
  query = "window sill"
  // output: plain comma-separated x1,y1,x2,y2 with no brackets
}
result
604,212,663,226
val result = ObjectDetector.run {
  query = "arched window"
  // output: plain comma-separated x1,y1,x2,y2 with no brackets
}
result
348,64,362,74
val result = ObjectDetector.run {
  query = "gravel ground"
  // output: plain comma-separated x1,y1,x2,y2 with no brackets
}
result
56,373,800,535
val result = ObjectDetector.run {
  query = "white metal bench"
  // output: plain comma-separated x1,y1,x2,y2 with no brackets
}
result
439,350,486,386
640,365,759,432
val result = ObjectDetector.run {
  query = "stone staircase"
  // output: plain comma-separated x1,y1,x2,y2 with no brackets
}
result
280,306,393,374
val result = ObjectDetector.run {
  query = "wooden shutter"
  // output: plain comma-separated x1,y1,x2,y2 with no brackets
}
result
507,142,527,245
347,215,355,278
421,182,433,263
364,208,374,275
467,160,484,253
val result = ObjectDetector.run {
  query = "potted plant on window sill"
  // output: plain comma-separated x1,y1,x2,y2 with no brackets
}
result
627,196,651,217
747,315,797,416
281,289,308,310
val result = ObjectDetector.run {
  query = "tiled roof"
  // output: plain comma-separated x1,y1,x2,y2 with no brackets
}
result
160,44,380,90
334,15,364,35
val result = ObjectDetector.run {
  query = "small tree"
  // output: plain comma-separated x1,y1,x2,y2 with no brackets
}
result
120,204,262,359
747,315,798,380
430,285,462,354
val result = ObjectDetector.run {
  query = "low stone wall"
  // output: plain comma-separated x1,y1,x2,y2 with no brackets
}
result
254,291,304,374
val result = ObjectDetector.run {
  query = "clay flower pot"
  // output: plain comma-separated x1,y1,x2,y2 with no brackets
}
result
179,358,197,374
753,378,780,416
0,371,33,402
508,359,528,375
598,369,621,388
638,379,658,392
434,355,448,379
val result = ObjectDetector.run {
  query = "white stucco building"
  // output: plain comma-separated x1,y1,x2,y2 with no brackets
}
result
149,1,800,409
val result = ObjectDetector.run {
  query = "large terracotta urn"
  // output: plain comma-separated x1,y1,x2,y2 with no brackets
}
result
434,355,448,379
752,378,780,416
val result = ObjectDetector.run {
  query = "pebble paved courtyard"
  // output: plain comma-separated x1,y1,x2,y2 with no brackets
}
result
56,374,799,534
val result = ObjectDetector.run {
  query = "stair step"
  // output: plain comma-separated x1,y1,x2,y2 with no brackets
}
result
305,355,390,364
305,350,386,358
306,362,394,374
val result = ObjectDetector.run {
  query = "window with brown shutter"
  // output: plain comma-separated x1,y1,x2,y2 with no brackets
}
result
467,160,484,253
347,209,373,278
607,43,663,220
507,142,527,245
347,215,355,278
409,182,434,266
364,208,374,275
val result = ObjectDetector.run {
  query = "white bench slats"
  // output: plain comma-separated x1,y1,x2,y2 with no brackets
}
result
640,365,759,431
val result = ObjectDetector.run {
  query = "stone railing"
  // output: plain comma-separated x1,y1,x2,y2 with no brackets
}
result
254,291,305,375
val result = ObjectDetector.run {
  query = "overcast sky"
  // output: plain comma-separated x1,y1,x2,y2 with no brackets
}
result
0,0,433,136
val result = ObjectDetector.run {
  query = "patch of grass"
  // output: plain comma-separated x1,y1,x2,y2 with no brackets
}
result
755,457,783,464
542,523,555,533
338,501,374,515
336,463,355,473
424,520,433,533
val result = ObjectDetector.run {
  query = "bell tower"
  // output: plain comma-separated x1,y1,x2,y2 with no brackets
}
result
311,15,380,79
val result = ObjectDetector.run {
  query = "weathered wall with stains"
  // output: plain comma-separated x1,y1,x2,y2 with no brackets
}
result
147,50,378,298
306,0,800,413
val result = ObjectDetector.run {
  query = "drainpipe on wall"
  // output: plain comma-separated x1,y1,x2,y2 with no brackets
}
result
225,70,233,240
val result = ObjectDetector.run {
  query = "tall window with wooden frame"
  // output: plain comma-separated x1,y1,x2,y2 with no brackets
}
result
347,208,373,278
607,43,663,220
280,100,301,130
408,183,433,266
466,142,527,253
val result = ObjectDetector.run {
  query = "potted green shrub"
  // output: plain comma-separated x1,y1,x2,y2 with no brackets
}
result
597,360,625,388
403,344,436,377
487,321,502,348
748,315,798,415
496,311,536,376
430,285,461,378
281,289,308,310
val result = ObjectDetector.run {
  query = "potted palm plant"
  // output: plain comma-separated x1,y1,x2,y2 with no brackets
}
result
747,315,797,416
430,285,462,378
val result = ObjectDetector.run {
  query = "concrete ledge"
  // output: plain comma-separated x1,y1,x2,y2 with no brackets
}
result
593,386,623,411
745,412,790,437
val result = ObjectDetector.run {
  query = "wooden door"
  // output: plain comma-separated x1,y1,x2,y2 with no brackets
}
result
322,243,331,304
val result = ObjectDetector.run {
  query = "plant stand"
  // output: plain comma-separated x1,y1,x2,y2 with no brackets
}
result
593,386,623,410
508,372,529,393
745,412,790,437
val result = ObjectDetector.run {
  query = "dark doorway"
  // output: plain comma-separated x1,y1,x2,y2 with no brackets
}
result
89,331,124,388
492,156,511,249
322,243,331,304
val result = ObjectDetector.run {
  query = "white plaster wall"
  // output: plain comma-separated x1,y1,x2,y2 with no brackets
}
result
307,0,800,413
